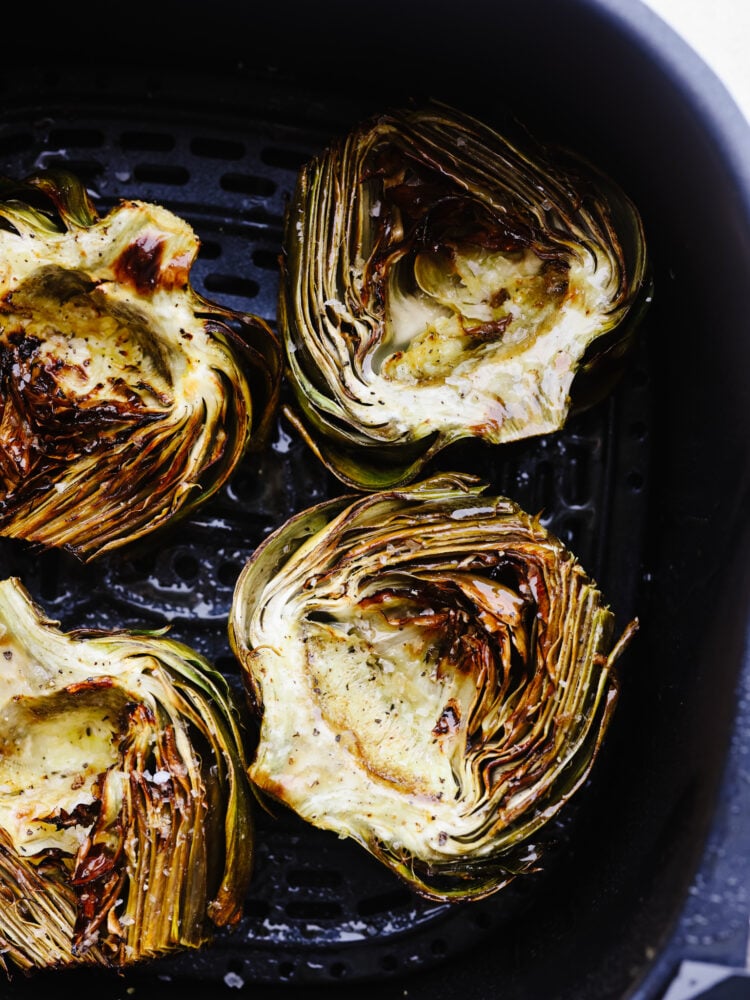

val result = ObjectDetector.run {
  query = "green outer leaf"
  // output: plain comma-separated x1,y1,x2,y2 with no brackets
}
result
27,168,101,228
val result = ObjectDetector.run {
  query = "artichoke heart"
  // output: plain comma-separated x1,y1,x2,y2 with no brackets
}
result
0,170,281,558
0,577,254,973
229,473,637,902
279,101,650,488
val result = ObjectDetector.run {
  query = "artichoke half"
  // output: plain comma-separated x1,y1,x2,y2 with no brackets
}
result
279,102,650,489
0,170,281,559
229,473,637,902
0,577,254,973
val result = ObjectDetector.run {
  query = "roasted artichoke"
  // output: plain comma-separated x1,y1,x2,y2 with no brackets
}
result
0,576,254,973
229,474,637,902
0,170,281,559
279,102,650,488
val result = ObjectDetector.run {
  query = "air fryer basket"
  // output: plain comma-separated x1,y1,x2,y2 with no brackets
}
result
0,1,748,998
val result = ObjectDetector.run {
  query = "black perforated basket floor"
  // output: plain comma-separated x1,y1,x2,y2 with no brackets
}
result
0,64,653,995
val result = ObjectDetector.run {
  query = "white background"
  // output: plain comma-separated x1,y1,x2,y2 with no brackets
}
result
641,0,750,123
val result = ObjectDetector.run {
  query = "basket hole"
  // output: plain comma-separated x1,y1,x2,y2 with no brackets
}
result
218,560,242,588
285,900,342,919
221,172,277,197
260,146,310,171
203,272,259,300
173,553,200,581
48,127,104,148
121,130,176,152
278,961,295,980
191,136,245,160
199,238,222,261
286,867,342,890
252,249,280,271
133,163,190,186
356,887,412,916
627,471,644,492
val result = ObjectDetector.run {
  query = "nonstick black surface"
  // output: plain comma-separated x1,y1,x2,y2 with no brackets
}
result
0,2,748,998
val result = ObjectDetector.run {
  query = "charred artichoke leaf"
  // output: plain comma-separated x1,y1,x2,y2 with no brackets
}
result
279,101,650,488
0,576,254,973
0,169,281,559
229,473,637,902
